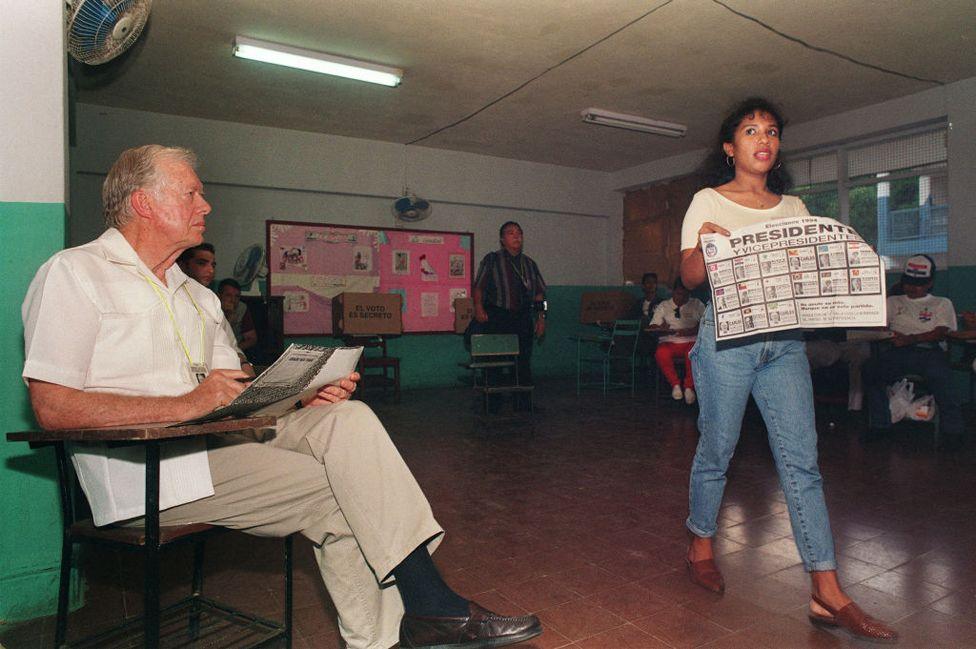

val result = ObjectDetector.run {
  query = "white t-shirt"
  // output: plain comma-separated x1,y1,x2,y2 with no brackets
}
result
680,187,810,251
22,228,241,525
887,294,957,346
650,297,706,344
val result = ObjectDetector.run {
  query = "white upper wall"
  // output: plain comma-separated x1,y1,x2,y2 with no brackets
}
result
71,104,622,285
609,77,976,267
0,3,65,203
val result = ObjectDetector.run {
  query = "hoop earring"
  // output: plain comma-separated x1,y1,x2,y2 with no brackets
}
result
774,160,782,170
726,155,734,167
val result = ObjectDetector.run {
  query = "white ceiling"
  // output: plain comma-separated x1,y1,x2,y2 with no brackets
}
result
72,0,976,172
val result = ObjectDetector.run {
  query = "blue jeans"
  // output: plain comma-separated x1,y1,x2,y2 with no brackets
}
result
687,304,836,571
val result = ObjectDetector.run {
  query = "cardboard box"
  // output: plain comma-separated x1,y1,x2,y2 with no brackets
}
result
333,292,403,335
453,297,474,334
579,291,636,324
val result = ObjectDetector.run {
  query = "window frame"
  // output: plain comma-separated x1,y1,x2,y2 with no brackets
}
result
785,120,949,269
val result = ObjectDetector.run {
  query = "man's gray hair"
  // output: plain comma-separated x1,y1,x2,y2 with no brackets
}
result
102,145,198,229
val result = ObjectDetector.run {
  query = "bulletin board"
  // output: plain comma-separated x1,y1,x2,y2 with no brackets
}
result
267,220,474,335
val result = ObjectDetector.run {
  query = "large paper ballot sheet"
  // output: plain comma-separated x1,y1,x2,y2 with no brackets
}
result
700,216,886,341
180,344,363,424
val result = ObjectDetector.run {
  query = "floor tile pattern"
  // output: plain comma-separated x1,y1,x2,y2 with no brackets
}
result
2,382,974,648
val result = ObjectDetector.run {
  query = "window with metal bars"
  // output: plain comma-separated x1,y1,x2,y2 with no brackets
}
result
787,127,948,270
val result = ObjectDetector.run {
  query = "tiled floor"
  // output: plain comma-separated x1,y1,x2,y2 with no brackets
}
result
2,380,975,648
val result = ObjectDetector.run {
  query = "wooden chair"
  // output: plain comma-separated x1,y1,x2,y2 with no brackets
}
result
7,419,292,649
345,336,401,402
461,334,534,414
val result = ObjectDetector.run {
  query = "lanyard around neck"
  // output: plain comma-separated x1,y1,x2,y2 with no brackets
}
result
140,273,206,366
505,253,530,289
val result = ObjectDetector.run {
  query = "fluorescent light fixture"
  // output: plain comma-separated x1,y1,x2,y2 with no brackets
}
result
234,36,402,87
581,108,686,138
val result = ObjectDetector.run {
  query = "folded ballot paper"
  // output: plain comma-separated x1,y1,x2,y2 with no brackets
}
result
178,344,363,424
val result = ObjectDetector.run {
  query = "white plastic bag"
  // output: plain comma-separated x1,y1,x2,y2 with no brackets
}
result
907,394,937,422
887,378,914,424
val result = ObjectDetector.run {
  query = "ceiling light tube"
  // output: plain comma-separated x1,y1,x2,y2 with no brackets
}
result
234,36,402,87
581,108,686,138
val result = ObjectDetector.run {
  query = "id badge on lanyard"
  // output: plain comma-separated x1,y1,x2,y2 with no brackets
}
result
141,274,208,384
190,363,209,385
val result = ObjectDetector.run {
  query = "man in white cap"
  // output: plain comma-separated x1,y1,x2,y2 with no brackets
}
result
863,254,965,449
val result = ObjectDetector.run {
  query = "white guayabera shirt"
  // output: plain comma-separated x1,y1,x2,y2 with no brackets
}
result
22,228,241,525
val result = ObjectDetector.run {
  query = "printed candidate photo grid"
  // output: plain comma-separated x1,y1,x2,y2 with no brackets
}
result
708,239,882,339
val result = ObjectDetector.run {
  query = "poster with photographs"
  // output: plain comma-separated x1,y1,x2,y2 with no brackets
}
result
268,221,472,334
283,291,310,313
393,250,410,275
449,254,466,278
700,215,886,341
352,246,372,271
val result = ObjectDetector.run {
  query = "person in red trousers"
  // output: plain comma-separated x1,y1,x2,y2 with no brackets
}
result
648,278,705,404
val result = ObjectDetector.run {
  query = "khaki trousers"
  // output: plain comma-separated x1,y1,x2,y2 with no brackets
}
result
157,400,444,649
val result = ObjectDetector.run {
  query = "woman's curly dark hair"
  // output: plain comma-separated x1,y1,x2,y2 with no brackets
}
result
697,97,793,195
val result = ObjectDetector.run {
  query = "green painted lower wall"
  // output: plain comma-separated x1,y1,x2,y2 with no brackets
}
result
942,266,976,312
290,273,976,392
0,201,67,622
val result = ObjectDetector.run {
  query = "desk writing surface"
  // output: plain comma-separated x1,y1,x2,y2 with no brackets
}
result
7,416,276,443
948,330,976,341
845,330,895,342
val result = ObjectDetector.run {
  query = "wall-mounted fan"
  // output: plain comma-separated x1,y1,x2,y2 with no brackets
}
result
233,244,267,293
66,0,153,65
392,192,432,223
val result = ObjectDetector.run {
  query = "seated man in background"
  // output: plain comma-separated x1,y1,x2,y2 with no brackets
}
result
632,272,664,326
863,255,965,450
177,241,216,289
22,144,541,649
179,243,255,377
648,278,704,404
632,272,665,372
805,329,870,411
217,278,258,354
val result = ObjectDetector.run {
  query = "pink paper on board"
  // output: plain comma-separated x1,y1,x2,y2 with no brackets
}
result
267,221,472,335
379,230,472,333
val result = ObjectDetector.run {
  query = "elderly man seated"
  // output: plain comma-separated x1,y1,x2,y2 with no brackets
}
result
21,145,541,649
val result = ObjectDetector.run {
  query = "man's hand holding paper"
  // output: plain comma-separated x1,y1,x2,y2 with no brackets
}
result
302,371,360,407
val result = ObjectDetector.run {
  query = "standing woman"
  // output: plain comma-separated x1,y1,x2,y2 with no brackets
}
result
679,98,897,643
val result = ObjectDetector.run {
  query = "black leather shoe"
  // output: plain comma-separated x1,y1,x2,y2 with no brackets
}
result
399,601,542,648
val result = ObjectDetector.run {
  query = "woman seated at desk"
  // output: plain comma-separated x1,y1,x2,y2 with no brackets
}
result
647,279,705,404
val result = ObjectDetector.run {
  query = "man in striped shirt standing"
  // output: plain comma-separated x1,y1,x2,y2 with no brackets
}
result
473,221,547,389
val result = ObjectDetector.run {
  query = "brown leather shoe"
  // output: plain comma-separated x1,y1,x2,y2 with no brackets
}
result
399,601,542,648
808,594,898,644
686,557,725,594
